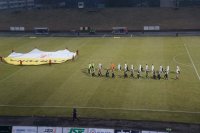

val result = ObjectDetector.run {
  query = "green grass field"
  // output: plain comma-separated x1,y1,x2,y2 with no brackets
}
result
0,36,200,123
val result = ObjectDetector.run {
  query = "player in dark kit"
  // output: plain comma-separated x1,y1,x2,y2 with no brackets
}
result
164,70,168,80
137,71,140,79
141,66,144,72
72,108,79,121
146,70,149,79
88,63,91,74
124,70,128,78
106,69,109,77
98,69,102,77
91,66,95,76
157,71,161,80
0,56,3,62
130,69,134,78
153,70,156,79
112,71,115,78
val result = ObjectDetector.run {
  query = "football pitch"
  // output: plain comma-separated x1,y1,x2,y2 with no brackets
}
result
0,36,200,123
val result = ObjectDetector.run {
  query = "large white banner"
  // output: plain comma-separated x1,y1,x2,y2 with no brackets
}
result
4,48,76,65
12,126,37,133
88,128,114,133
63,128,88,133
38,127,62,133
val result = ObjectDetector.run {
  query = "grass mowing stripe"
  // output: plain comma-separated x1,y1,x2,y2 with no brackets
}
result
0,67,25,83
183,43,200,80
0,104,200,114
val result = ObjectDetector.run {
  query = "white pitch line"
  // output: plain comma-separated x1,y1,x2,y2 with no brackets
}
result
184,43,200,80
0,104,200,115
173,54,192,68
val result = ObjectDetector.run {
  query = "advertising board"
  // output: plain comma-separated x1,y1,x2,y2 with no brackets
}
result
63,127,88,133
38,127,62,133
12,126,37,133
0,126,12,133
88,128,114,133
115,129,140,133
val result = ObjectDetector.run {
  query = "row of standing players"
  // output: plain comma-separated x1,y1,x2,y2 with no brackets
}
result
88,63,181,80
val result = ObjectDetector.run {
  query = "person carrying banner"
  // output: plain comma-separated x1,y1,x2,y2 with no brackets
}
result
20,60,23,66
0,56,3,62
72,56,75,61
76,50,79,55
49,59,52,65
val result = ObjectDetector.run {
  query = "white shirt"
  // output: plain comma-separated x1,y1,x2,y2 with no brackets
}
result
118,64,121,70
152,65,154,72
131,65,133,70
125,64,127,69
167,66,169,72
99,63,102,69
160,65,163,72
124,64,128,71
145,65,148,71
177,66,180,71
176,69,179,74
139,64,142,72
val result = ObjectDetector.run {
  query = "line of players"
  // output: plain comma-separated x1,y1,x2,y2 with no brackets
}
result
88,63,180,80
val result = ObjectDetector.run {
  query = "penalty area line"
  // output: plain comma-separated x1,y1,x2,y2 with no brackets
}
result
0,104,200,115
183,43,200,80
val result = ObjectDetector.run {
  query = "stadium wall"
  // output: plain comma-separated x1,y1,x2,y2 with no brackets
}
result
0,117,200,133
34,0,200,8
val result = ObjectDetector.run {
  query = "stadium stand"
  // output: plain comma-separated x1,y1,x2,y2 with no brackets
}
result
0,0,35,10
0,8,200,31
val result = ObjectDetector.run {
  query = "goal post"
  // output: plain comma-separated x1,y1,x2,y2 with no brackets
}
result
34,27,49,35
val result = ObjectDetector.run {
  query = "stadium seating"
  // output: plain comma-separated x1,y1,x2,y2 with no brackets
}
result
0,8,200,31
